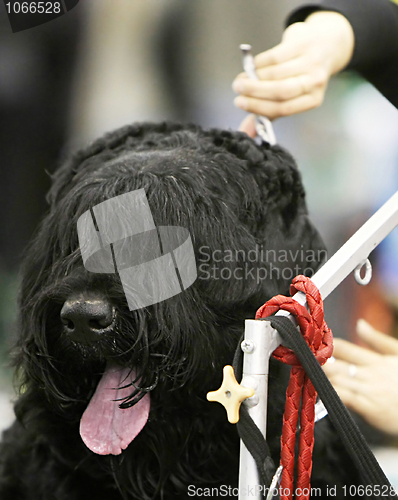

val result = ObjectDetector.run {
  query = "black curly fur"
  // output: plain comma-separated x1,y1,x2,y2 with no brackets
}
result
0,122,360,499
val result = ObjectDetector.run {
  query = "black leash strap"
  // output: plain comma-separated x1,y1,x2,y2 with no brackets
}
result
238,405,276,488
268,315,398,500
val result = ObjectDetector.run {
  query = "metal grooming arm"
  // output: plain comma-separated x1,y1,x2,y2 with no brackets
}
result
238,190,398,500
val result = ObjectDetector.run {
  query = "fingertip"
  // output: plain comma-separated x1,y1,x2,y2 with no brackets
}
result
238,114,257,138
330,337,357,359
331,337,345,349
254,38,303,69
322,356,336,373
234,96,248,110
232,79,244,94
356,318,373,336
356,318,385,341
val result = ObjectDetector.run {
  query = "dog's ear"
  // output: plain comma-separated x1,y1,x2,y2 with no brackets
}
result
208,132,326,274
256,156,327,287
226,135,327,288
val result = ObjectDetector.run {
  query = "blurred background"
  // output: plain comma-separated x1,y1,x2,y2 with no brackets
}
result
1,0,398,483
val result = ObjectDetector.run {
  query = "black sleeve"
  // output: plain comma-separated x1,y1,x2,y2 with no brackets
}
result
286,0,398,108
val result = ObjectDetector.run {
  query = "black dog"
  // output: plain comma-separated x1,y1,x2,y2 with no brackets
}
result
0,122,360,499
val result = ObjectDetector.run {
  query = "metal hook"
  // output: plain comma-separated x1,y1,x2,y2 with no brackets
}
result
354,258,372,286
240,44,277,146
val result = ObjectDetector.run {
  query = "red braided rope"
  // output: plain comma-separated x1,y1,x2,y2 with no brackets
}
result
255,276,333,500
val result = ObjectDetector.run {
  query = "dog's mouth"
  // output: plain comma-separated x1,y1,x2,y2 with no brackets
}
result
80,363,150,455
51,293,153,456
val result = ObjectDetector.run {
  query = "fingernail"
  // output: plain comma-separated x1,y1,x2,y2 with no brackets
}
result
234,96,247,110
232,79,244,93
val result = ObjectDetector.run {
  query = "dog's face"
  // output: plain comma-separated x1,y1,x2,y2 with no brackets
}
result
14,122,325,494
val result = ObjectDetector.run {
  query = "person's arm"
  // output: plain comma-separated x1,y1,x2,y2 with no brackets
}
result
233,0,398,130
288,0,398,107
323,319,398,436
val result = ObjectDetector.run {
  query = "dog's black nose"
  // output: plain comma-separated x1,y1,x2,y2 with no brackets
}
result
60,297,115,344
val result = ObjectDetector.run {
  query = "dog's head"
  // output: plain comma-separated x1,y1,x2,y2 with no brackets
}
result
15,122,325,459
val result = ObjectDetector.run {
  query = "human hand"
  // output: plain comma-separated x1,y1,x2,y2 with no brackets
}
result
323,319,398,436
233,11,355,134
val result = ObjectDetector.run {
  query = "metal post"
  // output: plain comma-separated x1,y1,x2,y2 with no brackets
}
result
238,189,398,498
238,320,281,499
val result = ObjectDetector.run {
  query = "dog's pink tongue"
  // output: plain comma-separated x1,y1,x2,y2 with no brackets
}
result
80,364,150,455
